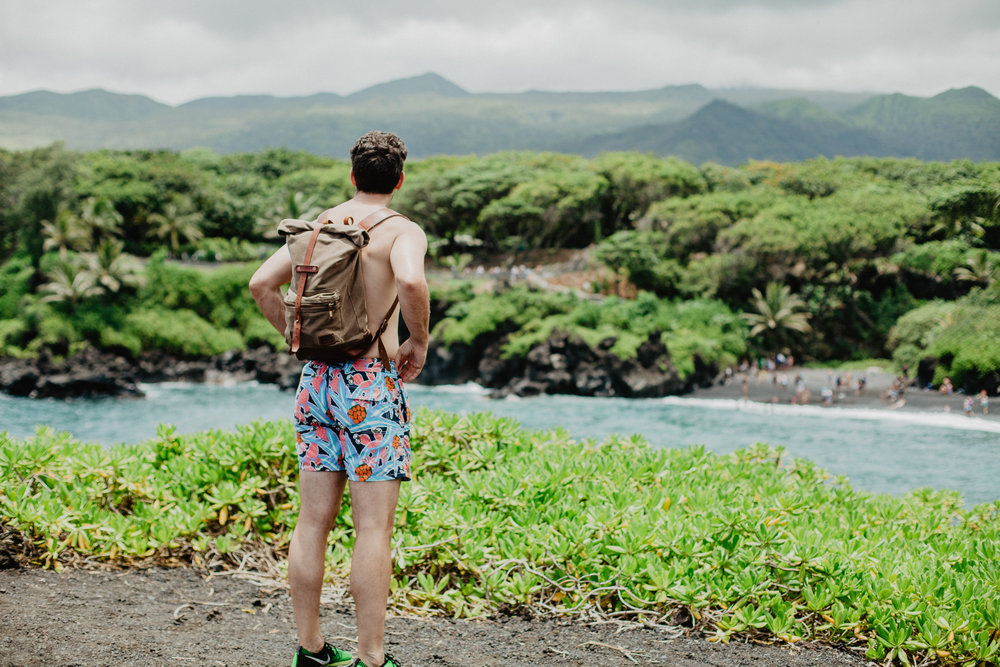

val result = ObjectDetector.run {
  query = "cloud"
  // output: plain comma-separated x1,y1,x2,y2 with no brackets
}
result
1,0,997,104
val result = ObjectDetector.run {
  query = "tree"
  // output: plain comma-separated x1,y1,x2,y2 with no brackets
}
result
254,191,323,239
741,282,812,351
149,198,204,255
86,238,144,293
954,248,1000,286
41,208,89,259
78,196,124,245
39,258,102,308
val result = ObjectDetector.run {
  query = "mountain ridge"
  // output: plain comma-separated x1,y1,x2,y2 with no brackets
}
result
1,74,997,164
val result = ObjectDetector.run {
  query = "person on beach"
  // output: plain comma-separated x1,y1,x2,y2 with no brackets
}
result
250,131,429,667
980,389,990,415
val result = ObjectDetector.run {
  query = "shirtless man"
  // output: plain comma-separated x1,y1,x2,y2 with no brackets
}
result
250,131,428,667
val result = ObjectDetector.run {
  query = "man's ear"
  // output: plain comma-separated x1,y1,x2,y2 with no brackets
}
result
350,170,357,188
395,172,405,190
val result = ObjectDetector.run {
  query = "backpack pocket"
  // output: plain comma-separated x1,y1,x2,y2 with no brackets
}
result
285,291,344,346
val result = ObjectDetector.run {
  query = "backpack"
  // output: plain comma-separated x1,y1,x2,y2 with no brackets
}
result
277,207,405,364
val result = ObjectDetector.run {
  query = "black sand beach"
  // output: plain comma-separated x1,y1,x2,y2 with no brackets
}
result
688,366,998,423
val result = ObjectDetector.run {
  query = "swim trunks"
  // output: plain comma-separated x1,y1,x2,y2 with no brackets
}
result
293,358,412,481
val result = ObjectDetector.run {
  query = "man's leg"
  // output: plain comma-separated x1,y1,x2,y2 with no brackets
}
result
289,470,348,652
349,480,401,667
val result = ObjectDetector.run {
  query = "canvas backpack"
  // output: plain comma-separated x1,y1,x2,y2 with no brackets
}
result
277,207,405,364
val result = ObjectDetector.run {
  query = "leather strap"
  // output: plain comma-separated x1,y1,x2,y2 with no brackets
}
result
290,223,325,354
357,207,404,232
358,208,404,370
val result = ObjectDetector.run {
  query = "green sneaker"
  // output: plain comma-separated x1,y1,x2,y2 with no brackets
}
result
291,642,354,667
351,653,401,667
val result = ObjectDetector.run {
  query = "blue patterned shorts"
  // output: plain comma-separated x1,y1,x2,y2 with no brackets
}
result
293,358,412,481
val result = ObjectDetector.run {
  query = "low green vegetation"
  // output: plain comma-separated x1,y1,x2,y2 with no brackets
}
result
433,288,746,378
2,412,998,666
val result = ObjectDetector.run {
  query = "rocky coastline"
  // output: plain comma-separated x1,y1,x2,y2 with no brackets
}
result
0,345,304,399
0,329,713,400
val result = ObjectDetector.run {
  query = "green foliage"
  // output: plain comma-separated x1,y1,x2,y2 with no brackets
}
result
893,239,972,278
123,308,244,357
435,288,746,378
433,287,576,347
4,412,1000,667
591,231,683,296
925,301,1000,386
478,161,608,248
0,318,28,355
887,296,1000,386
138,257,260,331
591,152,707,232
0,254,34,318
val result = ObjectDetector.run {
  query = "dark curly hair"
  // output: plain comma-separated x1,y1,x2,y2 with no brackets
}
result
350,131,408,194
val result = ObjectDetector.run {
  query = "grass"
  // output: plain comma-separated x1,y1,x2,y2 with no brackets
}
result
2,411,999,666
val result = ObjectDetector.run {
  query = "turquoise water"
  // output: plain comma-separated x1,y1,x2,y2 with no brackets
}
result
2,381,998,506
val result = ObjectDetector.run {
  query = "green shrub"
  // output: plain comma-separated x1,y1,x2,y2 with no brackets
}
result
123,308,244,356
243,314,286,350
0,255,34,319
893,239,971,278
0,318,28,356
4,412,999,666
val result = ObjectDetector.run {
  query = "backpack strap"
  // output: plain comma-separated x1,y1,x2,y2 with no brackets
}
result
357,207,405,232
289,222,325,354
357,208,405,370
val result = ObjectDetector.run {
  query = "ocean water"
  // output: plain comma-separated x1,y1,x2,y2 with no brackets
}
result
2,381,998,506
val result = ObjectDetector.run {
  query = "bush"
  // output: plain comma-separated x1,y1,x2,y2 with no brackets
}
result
0,254,34,320
123,308,244,357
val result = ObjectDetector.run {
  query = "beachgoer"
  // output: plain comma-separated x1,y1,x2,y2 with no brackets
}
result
979,389,989,415
963,396,974,417
250,131,429,667
940,377,954,395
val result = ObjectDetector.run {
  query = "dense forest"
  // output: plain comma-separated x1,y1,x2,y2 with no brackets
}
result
1,144,999,392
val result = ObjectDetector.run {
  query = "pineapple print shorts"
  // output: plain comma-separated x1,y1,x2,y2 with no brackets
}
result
293,358,412,482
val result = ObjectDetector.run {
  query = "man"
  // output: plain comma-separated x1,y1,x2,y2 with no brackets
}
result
250,131,429,667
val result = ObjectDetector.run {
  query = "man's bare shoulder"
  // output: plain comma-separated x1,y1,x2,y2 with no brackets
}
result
389,215,427,243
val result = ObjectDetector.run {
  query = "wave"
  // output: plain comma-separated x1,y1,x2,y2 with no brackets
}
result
660,397,1000,434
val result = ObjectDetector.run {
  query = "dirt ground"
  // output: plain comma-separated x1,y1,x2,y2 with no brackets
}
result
0,566,875,667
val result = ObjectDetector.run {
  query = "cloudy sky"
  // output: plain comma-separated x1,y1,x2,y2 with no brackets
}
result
1,0,998,105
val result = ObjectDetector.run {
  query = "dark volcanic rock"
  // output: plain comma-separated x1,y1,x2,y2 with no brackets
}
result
490,329,687,398
0,347,142,398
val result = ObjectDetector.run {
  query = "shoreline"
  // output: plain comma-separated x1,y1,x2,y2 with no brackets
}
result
685,366,999,424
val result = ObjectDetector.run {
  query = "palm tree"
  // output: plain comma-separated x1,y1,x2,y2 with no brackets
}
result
86,238,144,293
255,191,324,239
149,200,204,255
741,282,812,349
41,208,89,258
39,258,102,308
954,249,1000,286
78,196,124,244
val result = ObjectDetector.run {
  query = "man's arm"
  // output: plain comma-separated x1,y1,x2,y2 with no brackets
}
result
390,224,430,383
249,245,293,335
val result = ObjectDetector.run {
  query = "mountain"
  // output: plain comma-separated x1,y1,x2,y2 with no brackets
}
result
347,72,470,101
574,100,896,164
0,88,169,121
843,86,1000,160
1,75,998,164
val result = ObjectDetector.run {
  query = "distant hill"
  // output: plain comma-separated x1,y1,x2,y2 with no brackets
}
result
1,73,998,164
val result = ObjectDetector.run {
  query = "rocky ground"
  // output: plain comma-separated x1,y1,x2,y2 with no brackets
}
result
0,566,874,667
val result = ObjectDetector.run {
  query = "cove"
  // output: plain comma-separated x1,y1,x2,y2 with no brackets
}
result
2,381,997,507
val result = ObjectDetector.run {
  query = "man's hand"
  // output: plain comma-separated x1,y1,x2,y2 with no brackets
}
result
394,337,427,383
